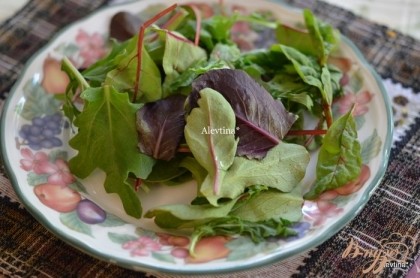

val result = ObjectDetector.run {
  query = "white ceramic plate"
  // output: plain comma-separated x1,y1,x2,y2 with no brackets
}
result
0,0,393,274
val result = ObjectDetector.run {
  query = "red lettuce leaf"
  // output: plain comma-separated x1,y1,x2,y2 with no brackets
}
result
190,69,297,159
136,95,186,161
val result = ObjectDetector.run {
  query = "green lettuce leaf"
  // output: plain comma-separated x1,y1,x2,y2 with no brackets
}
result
304,110,362,199
303,9,340,65
160,30,207,96
68,86,155,218
231,189,303,222
104,36,162,103
201,142,309,205
144,198,238,229
275,44,333,105
184,88,238,197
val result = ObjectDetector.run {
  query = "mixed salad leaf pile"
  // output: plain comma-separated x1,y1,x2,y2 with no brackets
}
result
61,2,362,252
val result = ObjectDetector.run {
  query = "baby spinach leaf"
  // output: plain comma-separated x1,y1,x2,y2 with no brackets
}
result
144,198,238,229
263,73,314,111
276,24,316,56
190,217,295,254
184,88,238,196
68,86,155,218
164,59,226,94
276,45,333,105
144,154,188,184
304,110,362,199
179,156,208,187
61,57,87,124
209,43,241,66
104,36,163,103
231,189,303,222
202,14,238,43
201,142,309,205
162,31,207,75
303,9,340,65
81,39,130,84
136,95,186,161
160,30,207,97
191,69,297,159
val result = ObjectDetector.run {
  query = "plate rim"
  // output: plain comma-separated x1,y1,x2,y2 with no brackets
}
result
0,0,394,274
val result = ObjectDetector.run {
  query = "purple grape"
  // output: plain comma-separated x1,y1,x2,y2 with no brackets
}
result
42,129,55,138
27,135,42,144
50,137,62,147
44,113,60,122
29,126,42,136
40,139,54,149
32,117,44,126
46,121,59,130
20,124,31,135
18,113,65,150
51,128,61,135
76,199,106,224
28,143,41,151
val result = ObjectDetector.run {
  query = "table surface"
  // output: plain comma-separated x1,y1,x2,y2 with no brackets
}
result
0,1,419,278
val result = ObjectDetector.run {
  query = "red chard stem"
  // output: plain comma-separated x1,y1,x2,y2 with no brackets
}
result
133,4,178,102
134,178,142,191
323,101,333,128
187,4,202,46
287,129,327,136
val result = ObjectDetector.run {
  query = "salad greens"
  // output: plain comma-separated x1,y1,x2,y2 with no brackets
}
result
184,88,238,198
190,69,297,159
61,2,362,250
136,95,186,161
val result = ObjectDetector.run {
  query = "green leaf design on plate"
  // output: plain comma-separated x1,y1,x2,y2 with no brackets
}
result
59,211,92,236
135,227,156,238
349,71,364,93
226,237,278,261
54,42,80,57
27,173,48,186
98,214,127,227
48,150,68,162
361,129,382,164
107,232,137,244
151,252,176,263
17,79,61,120
68,181,87,194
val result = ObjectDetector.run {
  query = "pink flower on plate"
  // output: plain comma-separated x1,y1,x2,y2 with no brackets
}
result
122,236,161,257
38,159,75,186
335,90,374,116
20,148,49,174
75,29,107,68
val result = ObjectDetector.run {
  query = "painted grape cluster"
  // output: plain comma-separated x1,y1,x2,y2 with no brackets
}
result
19,113,64,150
